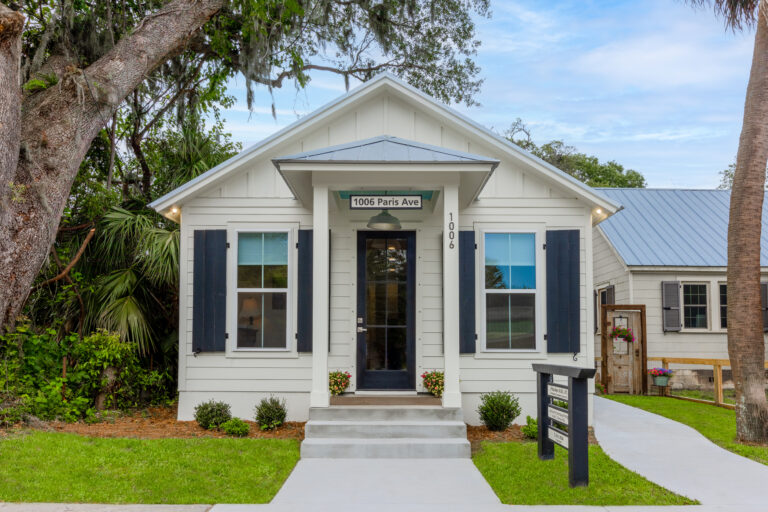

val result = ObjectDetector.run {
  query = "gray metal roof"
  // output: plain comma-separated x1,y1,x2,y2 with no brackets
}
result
598,188,768,267
272,135,500,167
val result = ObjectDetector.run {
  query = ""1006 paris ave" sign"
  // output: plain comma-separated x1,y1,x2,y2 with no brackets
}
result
349,195,423,210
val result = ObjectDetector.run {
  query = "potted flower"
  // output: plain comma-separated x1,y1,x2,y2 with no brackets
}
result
329,370,352,396
610,325,635,343
648,367,673,387
421,370,444,398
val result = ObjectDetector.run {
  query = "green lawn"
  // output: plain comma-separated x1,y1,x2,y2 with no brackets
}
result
0,432,299,503
605,395,768,466
671,388,768,405
473,442,696,505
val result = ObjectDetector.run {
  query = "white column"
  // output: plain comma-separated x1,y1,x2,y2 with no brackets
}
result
310,184,330,407
442,183,462,408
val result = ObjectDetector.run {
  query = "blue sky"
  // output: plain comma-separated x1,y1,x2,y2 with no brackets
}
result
219,0,755,188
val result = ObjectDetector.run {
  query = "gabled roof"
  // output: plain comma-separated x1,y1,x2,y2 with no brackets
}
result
272,135,500,167
149,72,620,215
597,188,768,267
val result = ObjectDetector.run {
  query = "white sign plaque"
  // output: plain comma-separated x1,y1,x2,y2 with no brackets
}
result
548,427,569,449
547,383,569,401
548,405,569,425
349,195,422,210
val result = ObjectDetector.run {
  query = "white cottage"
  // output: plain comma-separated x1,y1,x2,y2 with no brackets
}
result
150,74,618,435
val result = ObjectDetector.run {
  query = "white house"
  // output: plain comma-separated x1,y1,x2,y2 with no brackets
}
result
150,73,619,430
593,188,768,389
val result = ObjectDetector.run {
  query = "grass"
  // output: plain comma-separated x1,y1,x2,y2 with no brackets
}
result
0,431,299,503
605,395,768,466
473,442,696,505
671,388,768,405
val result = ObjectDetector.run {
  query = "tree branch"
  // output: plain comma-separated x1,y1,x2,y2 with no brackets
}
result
35,228,95,289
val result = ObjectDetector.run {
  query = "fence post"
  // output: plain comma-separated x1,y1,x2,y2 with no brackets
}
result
713,364,723,405
662,358,669,396
568,375,589,487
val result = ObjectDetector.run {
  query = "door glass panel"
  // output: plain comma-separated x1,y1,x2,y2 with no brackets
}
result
386,283,407,326
366,282,387,325
386,327,407,370
366,327,387,370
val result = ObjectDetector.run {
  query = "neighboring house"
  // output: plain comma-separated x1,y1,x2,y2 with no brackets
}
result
593,188,768,387
150,73,619,425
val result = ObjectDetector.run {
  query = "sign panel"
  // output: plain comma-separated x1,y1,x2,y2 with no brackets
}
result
349,195,423,210
547,383,569,401
548,427,569,449
548,405,569,425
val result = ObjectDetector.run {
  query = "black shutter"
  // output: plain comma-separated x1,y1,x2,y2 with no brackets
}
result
546,230,580,353
296,230,313,352
661,281,681,332
459,231,476,354
192,230,227,353
606,285,615,304
761,283,768,333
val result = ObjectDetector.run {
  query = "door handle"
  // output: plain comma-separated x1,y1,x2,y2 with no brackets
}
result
357,326,368,333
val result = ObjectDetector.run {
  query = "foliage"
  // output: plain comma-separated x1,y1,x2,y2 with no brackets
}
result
716,160,768,189
194,400,232,430
473,442,696,505
0,324,172,422
610,326,635,343
421,370,444,398
221,417,250,437
521,415,538,440
0,394,30,427
595,382,606,395
505,119,646,188
255,396,287,431
0,432,299,503
647,368,673,377
477,391,521,431
605,395,768,466
328,370,351,396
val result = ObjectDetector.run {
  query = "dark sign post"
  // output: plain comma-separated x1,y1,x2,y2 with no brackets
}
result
532,363,596,487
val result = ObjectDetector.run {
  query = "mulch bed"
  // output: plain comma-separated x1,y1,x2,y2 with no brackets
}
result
467,424,598,454
43,405,305,440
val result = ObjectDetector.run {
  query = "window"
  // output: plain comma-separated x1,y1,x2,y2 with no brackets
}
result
719,284,727,329
484,232,537,350
236,232,289,349
682,283,708,329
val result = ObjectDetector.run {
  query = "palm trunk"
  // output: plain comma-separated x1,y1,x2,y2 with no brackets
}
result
727,1,768,444
0,0,225,331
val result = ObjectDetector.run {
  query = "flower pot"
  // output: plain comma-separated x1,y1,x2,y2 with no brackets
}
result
653,375,670,387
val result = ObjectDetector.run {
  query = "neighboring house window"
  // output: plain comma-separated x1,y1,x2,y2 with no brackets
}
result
236,232,289,349
595,285,614,333
484,232,536,350
682,283,708,329
719,284,727,329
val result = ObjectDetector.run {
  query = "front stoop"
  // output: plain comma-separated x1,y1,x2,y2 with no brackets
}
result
301,405,471,458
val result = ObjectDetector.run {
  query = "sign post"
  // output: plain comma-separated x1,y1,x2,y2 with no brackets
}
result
532,363,596,487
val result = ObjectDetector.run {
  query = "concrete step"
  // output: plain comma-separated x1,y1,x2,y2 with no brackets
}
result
304,420,467,439
308,406,463,422
300,437,471,458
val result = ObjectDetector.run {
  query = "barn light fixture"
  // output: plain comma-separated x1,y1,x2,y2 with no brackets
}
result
367,209,401,230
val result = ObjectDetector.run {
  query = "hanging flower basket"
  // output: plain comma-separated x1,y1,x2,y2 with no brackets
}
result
648,367,673,387
610,325,635,343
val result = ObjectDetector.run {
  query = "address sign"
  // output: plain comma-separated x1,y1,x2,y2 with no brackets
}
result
349,195,422,210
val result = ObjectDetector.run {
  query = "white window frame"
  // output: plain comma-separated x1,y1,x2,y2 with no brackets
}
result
595,286,610,334
478,227,545,353
680,281,710,332
230,227,295,352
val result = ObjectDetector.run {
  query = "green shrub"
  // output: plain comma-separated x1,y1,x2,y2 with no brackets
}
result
521,415,538,440
194,400,232,430
0,394,30,427
255,396,287,431
221,417,250,437
328,370,351,396
478,391,521,431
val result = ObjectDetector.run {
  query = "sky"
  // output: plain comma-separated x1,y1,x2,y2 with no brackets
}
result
218,0,756,189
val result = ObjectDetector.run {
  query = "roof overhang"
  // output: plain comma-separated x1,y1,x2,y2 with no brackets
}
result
273,162,496,209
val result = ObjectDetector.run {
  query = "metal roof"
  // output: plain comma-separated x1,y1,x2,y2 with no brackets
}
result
272,135,500,166
597,188,768,267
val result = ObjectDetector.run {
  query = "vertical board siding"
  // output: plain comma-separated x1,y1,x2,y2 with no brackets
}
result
192,230,227,352
297,229,313,352
546,230,581,353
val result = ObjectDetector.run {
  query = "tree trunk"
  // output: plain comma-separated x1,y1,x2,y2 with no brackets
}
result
0,0,225,331
0,4,24,192
727,2,768,444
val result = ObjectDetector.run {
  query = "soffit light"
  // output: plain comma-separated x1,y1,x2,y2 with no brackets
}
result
367,209,401,230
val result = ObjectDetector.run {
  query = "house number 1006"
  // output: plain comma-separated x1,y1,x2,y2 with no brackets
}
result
448,212,456,249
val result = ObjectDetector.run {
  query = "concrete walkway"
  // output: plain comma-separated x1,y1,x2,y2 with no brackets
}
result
593,396,768,506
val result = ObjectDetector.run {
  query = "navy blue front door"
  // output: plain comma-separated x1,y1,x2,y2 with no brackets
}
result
356,231,416,390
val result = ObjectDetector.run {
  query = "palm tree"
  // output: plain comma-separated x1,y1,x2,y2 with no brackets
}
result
690,0,768,442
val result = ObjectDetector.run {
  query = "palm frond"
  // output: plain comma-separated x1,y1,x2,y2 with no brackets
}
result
686,0,759,30
138,228,179,288
98,295,155,355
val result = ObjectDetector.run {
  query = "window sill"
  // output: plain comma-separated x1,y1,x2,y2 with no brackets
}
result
472,350,548,360
226,349,300,359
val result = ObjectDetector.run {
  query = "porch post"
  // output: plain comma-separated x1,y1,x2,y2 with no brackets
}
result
310,184,330,407
442,182,462,408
